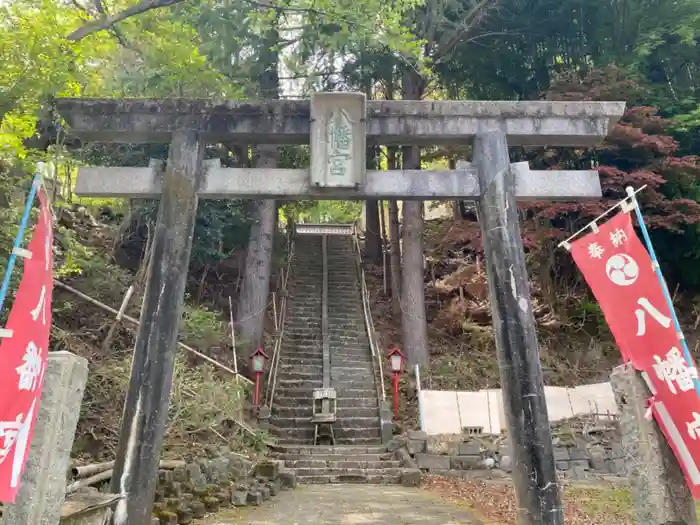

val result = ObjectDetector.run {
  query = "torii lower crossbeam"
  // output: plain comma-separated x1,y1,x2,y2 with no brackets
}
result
75,163,602,200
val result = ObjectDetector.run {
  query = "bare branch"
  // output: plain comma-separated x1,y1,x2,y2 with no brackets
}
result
67,0,188,41
66,0,348,42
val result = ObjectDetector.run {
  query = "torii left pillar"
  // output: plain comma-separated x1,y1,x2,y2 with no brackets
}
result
110,129,204,525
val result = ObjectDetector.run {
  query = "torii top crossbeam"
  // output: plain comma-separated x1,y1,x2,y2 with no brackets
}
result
55,97,625,147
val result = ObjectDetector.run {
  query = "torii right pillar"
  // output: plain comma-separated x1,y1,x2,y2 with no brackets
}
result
474,129,563,524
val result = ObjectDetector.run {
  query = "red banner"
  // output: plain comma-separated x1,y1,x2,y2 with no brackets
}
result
570,211,677,370
0,187,53,503
571,210,700,497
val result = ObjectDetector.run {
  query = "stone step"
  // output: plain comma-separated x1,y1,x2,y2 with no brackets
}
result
329,348,372,355
329,355,373,363
273,416,380,429
279,365,322,375
271,426,382,441
273,444,387,455
280,357,323,366
293,467,402,480
273,406,378,418
276,437,383,446
331,379,376,389
274,387,377,398
289,458,400,468
328,336,370,343
297,474,401,485
274,396,378,408
330,365,374,374
278,379,323,387
282,352,325,361
274,453,390,462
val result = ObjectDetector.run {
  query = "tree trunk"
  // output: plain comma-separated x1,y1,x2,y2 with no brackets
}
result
235,20,279,352
449,158,462,220
400,68,429,367
237,189,276,351
364,200,382,261
364,146,382,261
387,147,402,318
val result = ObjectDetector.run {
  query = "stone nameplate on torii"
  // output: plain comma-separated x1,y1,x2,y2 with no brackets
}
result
309,92,366,189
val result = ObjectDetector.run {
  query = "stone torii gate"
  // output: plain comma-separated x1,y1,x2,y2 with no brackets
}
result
56,93,625,525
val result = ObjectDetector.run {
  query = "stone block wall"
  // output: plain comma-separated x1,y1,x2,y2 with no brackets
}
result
388,418,625,482
149,454,296,524
64,451,296,525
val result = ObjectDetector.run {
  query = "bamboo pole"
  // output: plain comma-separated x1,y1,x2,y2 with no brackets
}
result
71,459,186,480
54,280,253,385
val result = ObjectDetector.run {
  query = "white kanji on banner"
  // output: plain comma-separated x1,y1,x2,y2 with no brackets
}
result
635,297,673,336
588,242,605,259
0,415,23,465
653,347,698,395
609,228,628,247
15,342,42,392
687,412,700,440
30,285,47,326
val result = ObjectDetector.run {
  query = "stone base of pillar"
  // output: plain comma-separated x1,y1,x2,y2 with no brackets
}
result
1,351,89,525
610,364,697,525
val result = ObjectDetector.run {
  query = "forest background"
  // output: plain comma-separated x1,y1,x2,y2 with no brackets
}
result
2,0,700,455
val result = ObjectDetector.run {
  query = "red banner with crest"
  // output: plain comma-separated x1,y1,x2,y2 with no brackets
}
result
0,187,53,502
570,210,700,497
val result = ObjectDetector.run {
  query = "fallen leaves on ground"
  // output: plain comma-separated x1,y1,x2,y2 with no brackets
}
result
422,475,634,525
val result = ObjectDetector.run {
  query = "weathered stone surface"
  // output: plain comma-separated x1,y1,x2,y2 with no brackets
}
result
56,98,625,147
407,430,428,440
449,456,481,470
255,460,279,481
553,447,569,461
499,455,512,473
388,437,407,453
611,364,697,524
475,129,562,524
407,439,426,455
0,352,89,525
189,501,206,519
400,469,422,487
157,512,178,525
266,479,282,497
203,497,220,512
185,464,205,486
158,470,174,484
278,470,297,489
232,490,248,507
457,442,482,456
426,435,461,456
258,484,271,501
107,129,204,525
415,454,451,471
395,448,418,469
76,165,603,201
247,491,263,506
175,506,193,524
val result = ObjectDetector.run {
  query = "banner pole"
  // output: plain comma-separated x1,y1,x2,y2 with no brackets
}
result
0,173,42,316
625,186,700,396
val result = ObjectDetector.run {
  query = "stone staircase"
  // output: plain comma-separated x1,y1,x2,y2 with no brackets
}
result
269,234,324,445
268,231,399,484
270,444,402,484
327,235,383,444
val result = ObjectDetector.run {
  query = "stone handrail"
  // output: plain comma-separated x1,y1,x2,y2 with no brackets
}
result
352,227,387,403
265,227,295,409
